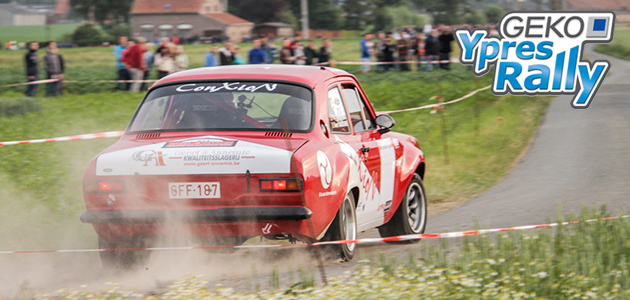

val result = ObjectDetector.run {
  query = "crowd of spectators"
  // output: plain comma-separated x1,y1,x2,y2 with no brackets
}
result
20,24,498,96
361,24,460,73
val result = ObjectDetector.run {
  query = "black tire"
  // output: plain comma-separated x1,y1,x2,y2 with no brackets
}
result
322,192,357,261
378,174,427,243
99,237,151,271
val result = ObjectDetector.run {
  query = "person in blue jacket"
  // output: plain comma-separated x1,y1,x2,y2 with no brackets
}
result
248,39,267,64
113,36,130,90
205,45,219,67
360,33,374,73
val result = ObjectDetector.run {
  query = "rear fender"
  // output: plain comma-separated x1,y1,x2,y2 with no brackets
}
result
383,135,425,224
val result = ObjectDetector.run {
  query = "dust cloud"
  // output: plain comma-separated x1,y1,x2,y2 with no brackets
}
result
0,143,319,298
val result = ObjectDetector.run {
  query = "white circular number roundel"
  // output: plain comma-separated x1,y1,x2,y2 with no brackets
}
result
317,151,332,189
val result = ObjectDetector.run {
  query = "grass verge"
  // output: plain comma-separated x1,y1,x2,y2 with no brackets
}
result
595,27,630,61
32,206,630,299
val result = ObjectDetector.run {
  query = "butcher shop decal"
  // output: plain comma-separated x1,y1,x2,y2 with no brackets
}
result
132,150,167,167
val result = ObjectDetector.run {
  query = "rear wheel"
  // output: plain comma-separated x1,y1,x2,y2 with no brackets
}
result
99,237,151,271
322,191,357,261
378,174,427,243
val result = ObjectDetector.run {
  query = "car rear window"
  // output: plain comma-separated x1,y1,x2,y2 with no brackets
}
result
128,82,313,133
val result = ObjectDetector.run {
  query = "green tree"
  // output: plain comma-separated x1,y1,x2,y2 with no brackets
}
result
69,0,133,24
343,0,372,30
463,10,486,25
483,4,504,24
71,23,104,47
228,0,290,24
288,0,343,30
388,5,425,29
411,0,466,25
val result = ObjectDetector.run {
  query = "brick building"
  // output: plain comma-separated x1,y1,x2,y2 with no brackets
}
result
130,0,254,43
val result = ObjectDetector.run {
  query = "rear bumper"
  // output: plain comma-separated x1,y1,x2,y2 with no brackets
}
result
80,207,313,224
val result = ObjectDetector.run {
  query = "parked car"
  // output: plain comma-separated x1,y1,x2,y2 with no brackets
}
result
81,65,427,268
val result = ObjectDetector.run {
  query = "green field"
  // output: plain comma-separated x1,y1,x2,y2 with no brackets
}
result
595,27,630,61
0,24,82,44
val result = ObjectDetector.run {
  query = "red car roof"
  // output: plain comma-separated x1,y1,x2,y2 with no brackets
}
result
153,65,352,89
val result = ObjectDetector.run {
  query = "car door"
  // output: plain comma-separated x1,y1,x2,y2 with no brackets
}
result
339,82,396,228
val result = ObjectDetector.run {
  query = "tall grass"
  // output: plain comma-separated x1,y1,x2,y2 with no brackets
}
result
36,207,630,298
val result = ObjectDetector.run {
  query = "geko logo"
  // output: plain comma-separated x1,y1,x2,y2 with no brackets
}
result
456,12,615,108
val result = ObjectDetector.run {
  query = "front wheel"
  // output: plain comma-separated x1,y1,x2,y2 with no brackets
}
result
322,191,357,261
378,173,427,243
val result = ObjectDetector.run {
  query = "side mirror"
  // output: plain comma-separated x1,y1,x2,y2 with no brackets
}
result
376,114,395,134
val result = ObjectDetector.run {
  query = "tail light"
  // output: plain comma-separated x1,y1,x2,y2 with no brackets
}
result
84,180,125,193
259,178,301,192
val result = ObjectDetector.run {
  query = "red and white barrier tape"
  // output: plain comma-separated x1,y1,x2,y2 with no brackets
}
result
318,59,460,66
0,131,124,146
378,85,492,114
0,79,157,88
0,215,627,255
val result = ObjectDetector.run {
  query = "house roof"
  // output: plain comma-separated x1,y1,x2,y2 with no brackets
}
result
54,0,69,15
131,0,203,14
204,13,253,25
565,0,630,10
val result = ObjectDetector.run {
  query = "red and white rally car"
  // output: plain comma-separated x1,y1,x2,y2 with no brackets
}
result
81,65,427,267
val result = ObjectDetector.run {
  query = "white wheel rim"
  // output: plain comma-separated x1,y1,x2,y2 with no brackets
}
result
341,197,357,252
406,182,426,233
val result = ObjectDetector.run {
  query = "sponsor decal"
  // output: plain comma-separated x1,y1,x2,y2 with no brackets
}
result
317,151,332,189
456,12,615,108
132,150,167,167
319,190,338,197
170,149,252,167
262,223,272,235
163,138,237,148
175,82,278,93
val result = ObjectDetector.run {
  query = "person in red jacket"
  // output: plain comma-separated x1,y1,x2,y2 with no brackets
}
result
122,37,146,92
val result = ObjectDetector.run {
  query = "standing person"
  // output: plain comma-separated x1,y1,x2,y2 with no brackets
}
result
114,36,129,90
122,37,146,92
174,45,189,71
424,29,440,71
43,41,64,97
438,26,455,70
154,44,175,79
293,41,307,65
318,39,332,65
260,35,275,64
141,42,154,91
360,33,373,73
279,39,295,64
412,34,426,71
374,32,386,73
205,45,219,67
24,42,40,97
380,34,396,72
155,37,171,55
219,42,234,65
248,39,267,64
232,46,246,64
304,40,318,65
397,32,411,71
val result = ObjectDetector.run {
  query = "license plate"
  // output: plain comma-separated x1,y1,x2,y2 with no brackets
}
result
168,182,221,199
